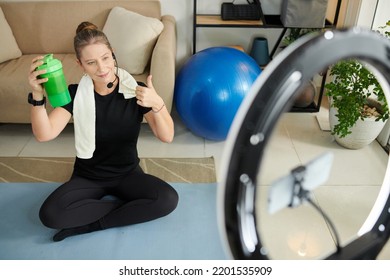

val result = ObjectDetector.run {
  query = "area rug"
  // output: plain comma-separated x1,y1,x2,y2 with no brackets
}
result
0,157,216,183
0,182,227,260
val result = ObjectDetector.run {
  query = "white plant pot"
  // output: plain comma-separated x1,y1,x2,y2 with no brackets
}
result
329,106,387,149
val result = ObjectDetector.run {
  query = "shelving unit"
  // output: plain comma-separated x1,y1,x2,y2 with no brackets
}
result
193,0,286,54
192,0,342,112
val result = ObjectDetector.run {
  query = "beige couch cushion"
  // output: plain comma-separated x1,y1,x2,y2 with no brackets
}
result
0,7,21,63
103,7,164,75
1,1,161,54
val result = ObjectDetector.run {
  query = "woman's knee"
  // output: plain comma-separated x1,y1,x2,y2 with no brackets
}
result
39,198,62,229
159,184,179,215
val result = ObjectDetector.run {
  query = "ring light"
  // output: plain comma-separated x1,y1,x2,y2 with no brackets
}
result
218,28,390,260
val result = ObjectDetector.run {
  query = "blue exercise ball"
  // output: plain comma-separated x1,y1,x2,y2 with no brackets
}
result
174,47,262,141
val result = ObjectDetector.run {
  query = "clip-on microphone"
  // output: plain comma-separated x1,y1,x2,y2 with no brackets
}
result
107,77,117,89
107,53,118,89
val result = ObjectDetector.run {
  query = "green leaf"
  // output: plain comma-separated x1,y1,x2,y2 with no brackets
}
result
325,58,389,138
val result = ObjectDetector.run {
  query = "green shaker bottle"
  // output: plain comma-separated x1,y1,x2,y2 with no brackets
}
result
37,54,71,107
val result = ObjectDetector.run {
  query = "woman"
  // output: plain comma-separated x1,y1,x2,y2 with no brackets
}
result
27,22,178,242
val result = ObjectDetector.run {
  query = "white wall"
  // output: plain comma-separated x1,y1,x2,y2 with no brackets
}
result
353,0,389,29
372,0,390,29
354,0,377,28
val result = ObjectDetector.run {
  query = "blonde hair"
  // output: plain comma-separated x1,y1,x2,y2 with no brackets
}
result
74,21,113,60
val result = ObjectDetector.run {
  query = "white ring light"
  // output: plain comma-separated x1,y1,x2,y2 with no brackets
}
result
218,28,390,259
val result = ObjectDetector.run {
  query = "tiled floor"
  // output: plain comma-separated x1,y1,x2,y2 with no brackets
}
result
1,106,390,260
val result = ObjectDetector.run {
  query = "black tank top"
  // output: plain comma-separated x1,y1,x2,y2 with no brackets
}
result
63,83,151,179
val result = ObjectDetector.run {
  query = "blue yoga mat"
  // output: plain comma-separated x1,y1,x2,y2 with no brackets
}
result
0,183,228,260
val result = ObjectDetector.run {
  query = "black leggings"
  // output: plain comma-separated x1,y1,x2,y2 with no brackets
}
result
39,167,179,230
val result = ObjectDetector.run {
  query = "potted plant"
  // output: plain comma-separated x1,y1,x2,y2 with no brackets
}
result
324,20,390,149
324,21,390,149
325,59,389,149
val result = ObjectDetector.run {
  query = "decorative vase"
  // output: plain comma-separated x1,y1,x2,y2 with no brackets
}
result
250,37,270,67
294,80,316,108
329,99,387,149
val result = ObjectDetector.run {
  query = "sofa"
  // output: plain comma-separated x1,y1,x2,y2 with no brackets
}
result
0,0,176,123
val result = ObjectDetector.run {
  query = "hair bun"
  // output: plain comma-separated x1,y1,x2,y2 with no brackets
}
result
76,21,99,34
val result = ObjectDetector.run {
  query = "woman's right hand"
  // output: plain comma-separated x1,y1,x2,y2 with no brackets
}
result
28,56,48,99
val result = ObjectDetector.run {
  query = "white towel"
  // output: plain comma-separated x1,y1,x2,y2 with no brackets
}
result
73,68,138,159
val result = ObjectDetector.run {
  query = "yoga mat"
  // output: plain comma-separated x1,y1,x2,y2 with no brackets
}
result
0,183,228,260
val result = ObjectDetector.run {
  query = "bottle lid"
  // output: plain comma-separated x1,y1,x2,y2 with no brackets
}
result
36,54,63,73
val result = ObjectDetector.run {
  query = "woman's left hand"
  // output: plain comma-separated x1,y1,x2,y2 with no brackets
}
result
135,75,164,112
136,75,173,143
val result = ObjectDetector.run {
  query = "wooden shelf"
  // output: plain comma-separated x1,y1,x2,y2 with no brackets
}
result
196,15,264,27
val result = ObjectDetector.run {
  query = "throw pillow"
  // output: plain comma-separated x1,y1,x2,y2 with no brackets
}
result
103,7,164,75
0,7,22,64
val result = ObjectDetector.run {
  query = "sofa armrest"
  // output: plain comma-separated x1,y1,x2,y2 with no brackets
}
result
150,15,177,113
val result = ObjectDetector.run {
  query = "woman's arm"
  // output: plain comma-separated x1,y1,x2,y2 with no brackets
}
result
136,75,174,143
28,56,72,142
